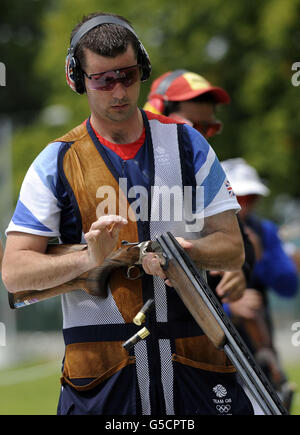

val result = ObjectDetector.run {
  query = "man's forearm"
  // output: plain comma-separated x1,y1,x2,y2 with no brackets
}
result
2,249,92,293
187,231,245,271
2,215,128,294
184,210,245,271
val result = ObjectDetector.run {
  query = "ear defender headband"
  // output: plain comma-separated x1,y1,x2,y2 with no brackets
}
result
65,15,152,94
144,69,188,114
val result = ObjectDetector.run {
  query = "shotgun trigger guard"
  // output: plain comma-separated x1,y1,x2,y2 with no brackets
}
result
125,265,144,280
121,240,151,278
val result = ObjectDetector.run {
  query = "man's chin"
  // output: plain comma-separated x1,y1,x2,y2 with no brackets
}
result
107,105,136,122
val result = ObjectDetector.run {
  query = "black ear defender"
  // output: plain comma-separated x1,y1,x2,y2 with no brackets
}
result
65,15,152,94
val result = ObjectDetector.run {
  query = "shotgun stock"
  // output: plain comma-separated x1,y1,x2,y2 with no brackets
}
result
8,242,143,309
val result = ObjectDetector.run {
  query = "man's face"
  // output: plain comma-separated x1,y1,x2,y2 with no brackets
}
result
82,44,141,124
175,101,221,138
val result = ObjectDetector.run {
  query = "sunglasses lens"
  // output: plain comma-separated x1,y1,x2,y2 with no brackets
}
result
120,68,139,87
86,66,140,91
100,72,119,91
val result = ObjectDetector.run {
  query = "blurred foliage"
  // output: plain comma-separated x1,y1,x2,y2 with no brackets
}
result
2,0,300,217
0,0,53,125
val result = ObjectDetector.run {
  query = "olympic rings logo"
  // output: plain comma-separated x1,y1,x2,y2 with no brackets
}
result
216,404,231,413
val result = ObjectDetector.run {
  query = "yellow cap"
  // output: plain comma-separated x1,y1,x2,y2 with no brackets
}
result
133,312,146,326
138,327,150,340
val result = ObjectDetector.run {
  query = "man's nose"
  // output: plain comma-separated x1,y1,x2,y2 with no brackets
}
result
111,80,127,99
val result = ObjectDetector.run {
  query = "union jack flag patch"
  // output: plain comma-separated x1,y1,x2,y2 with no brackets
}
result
225,179,235,197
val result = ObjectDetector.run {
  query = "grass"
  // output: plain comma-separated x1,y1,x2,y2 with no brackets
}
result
0,360,61,415
283,362,300,415
0,359,299,415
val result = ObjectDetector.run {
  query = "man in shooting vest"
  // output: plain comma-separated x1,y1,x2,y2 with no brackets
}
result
2,12,253,415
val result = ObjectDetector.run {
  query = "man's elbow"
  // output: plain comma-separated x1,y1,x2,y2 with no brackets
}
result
238,245,246,269
1,263,20,293
231,239,245,270
2,271,15,293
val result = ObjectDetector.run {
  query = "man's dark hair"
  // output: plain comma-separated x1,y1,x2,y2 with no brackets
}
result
70,12,140,69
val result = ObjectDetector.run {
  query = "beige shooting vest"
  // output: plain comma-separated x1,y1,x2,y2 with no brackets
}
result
55,115,235,413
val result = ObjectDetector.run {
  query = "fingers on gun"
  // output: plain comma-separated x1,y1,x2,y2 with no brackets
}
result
142,253,166,280
175,237,193,250
94,215,128,231
86,215,128,239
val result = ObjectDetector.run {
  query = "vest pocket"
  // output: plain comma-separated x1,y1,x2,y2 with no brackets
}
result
172,353,236,373
61,341,135,391
173,335,236,373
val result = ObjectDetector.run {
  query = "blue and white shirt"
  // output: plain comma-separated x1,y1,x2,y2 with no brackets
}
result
7,111,240,240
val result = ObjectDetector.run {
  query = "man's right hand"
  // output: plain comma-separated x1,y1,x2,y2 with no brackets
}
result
85,215,128,269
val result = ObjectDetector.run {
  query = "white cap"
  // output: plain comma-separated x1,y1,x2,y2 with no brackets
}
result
221,158,270,197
